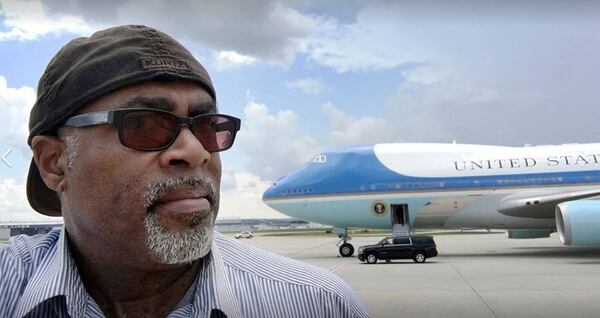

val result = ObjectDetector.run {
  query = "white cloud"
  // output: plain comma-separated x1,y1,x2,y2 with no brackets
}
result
213,50,256,70
305,1,600,78
0,0,90,41
39,0,316,64
1,0,319,63
382,71,590,145
403,65,447,85
305,7,433,73
305,2,600,146
0,76,35,156
0,178,28,214
285,77,325,95
323,102,397,146
0,178,58,222
236,101,321,181
218,171,285,219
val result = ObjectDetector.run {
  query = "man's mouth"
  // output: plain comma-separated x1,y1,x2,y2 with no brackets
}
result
143,176,218,220
149,187,213,217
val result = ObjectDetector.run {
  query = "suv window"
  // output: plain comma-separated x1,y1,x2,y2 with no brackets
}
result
412,237,433,244
393,238,410,245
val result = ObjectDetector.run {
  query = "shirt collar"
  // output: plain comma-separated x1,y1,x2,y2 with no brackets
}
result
15,228,243,318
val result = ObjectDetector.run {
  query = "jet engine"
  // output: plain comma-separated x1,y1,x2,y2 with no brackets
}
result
555,200,600,246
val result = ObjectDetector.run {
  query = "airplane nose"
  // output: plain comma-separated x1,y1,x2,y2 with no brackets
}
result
262,181,282,201
264,170,293,201
263,152,335,204
262,152,335,210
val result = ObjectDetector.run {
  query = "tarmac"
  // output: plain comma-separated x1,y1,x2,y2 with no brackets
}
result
238,231,600,318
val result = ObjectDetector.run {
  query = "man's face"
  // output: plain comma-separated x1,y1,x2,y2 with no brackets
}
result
61,80,222,267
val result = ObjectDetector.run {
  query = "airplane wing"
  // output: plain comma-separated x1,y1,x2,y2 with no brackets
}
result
498,188,600,218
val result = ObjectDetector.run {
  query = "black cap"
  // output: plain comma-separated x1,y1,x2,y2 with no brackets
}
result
27,25,216,216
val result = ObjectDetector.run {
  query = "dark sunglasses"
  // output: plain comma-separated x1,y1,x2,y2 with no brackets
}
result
64,108,241,152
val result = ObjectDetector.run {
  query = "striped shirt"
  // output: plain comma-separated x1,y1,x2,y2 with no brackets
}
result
0,227,369,317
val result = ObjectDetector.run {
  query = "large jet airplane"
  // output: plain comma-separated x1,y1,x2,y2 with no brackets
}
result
262,143,600,257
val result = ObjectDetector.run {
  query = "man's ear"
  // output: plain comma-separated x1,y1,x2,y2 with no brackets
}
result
31,135,68,192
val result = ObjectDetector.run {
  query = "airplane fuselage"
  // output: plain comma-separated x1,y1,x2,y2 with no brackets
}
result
263,143,600,232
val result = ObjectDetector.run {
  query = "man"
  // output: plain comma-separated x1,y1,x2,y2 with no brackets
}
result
0,25,369,317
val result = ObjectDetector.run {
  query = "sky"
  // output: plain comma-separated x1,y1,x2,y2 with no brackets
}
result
1,0,600,222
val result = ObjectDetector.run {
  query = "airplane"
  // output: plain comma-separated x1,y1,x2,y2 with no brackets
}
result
262,143,600,257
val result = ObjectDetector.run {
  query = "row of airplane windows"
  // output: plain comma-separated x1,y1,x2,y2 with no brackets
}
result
281,188,314,194
280,176,597,195
377,177,574,190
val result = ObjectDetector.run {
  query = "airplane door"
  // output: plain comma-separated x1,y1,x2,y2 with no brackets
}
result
391,204,410,236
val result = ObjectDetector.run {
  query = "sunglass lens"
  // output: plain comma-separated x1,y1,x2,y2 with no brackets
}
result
193,115,235,152
121,111,178,150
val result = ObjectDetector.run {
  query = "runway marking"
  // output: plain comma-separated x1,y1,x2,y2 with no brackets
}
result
329,264,342,272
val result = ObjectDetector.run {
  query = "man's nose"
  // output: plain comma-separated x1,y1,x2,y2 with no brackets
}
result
158,126,211,167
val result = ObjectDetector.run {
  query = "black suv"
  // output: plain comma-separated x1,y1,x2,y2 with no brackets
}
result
358,236,438,264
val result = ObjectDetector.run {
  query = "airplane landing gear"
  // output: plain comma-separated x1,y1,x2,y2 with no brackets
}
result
339,243,354,257
335,227,354,257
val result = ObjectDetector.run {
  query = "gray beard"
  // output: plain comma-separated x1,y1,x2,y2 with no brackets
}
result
142,176,218,264
144,211,214,264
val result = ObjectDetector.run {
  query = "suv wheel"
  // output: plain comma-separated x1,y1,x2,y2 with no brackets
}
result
339,243,354,257
366,253,378,264
413,251,426,263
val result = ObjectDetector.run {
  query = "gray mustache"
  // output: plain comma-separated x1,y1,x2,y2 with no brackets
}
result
143,176,216,210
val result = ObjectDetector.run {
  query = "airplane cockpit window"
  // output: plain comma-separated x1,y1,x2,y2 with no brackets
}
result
311,154,327,163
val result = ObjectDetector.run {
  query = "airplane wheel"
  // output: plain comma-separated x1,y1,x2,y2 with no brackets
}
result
413,251,426,263
366,254,378,264
339,243,354,257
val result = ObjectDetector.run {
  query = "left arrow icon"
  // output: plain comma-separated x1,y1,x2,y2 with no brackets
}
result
2,148,12,168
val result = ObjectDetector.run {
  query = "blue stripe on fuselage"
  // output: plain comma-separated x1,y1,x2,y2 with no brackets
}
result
263,146,600,199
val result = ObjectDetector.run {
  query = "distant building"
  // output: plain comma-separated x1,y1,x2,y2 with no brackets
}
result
0,223,60,239
1,218,323,239
0,228,9,240
214,218,321,232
